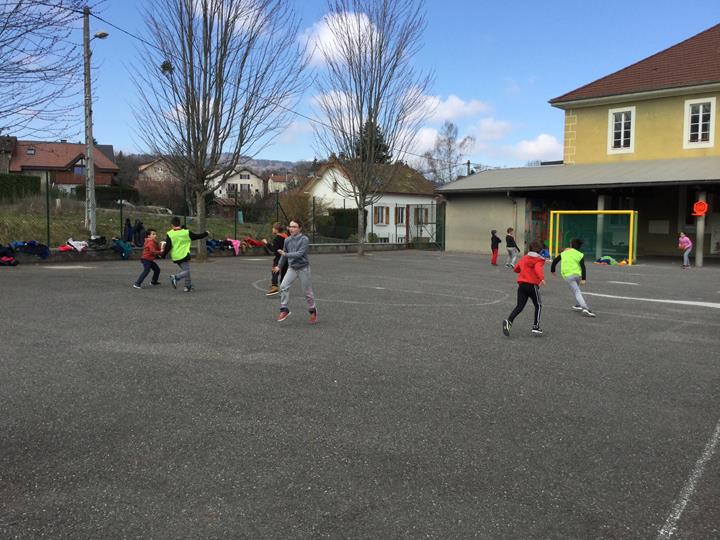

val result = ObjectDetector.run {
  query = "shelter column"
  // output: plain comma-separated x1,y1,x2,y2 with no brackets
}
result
695,191,706,268
596,194,608,259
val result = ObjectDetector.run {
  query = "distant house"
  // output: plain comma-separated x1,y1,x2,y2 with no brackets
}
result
214,167,265,199
303,162,437,243
266,172,295,194
4,138,119,194
137,158,179,183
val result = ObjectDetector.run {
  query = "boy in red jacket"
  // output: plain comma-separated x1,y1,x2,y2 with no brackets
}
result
503,240,546,336
133,229,163,289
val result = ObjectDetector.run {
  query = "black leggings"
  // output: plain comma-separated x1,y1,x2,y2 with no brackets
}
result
508,282,542,327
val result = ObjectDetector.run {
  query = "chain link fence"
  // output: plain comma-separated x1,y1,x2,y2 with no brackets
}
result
1,185,444,251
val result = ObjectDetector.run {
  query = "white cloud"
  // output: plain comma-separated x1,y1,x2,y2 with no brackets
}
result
409,127,438,155
508,133,563,162
277,120,314,144
300,12,373,66
469,117,513,142
424,94,490,123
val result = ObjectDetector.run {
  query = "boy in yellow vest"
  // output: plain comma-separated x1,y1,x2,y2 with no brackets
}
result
161,216,209,292
550,238,596,317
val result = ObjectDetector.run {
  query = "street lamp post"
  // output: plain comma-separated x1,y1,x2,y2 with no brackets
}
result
83,7,108,237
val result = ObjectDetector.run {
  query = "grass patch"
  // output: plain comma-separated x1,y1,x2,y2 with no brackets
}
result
0,197,270,246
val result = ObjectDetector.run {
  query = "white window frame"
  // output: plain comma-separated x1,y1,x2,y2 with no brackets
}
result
375,205,388,225
683,97,715,149
607,106,636,154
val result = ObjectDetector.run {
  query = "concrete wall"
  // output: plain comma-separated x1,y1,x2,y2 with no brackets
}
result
445,195,526,254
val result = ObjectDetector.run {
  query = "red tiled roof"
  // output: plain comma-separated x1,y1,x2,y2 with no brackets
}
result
550,23,720,104
9,140,119,172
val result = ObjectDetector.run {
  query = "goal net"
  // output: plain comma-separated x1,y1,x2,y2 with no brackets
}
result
548,210,638,265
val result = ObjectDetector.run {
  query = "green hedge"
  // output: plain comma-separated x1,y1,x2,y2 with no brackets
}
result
0,173,41,201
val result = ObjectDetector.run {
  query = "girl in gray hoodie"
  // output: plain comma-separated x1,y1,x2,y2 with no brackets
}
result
273,219,317,323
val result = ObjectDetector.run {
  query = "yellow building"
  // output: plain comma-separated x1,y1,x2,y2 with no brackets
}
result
440,23,720,265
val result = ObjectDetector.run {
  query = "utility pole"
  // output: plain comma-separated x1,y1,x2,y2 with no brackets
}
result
466,160,471,176
83,7,107,238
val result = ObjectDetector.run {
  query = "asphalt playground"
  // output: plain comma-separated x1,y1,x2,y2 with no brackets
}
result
1,250,719,538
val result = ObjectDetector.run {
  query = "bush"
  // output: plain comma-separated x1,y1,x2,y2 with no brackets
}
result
367,232,378,243
0,174,41,201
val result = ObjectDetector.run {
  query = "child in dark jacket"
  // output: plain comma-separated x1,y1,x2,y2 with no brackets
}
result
262,222,289,296
503,240,546,336
133,229,163,288
490,230,501,265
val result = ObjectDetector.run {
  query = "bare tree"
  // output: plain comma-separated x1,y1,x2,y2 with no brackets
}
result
132,0,307,259
422,121,475,185
0,1,92,137
313,0,432,255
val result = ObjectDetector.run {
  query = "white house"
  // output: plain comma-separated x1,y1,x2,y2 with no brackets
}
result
303,162,437,243
213,167,265,199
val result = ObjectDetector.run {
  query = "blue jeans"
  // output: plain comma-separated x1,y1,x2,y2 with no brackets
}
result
135,259,160,286
683,247,692,267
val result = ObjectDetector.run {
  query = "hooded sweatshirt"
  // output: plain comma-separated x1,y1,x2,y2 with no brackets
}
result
279,233,309,269
141,237,162,261
513,251,545,285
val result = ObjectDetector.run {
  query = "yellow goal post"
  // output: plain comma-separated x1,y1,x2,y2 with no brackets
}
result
548,210,638,265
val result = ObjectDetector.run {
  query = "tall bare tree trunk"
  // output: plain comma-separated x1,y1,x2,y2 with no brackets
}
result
195,189,208,261
357,207,366,256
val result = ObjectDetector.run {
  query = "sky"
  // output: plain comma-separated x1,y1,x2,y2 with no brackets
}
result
78,0,720,169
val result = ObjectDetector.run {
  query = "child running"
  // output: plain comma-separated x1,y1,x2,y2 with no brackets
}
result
162,216,209,292
262,222,289,296
273,219,317,323
490,229,501,265
133,228,162,289
503,240,546,337
550,238,596,317
505,227,520,268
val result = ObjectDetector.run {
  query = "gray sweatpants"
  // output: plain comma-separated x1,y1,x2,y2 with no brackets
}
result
280,266,316,312
175,261,191,287
565,275,588,309
506,247,520,266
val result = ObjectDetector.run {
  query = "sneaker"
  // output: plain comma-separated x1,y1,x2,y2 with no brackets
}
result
572,305,584,311
309,310,318,324
150,281,161,286
132,284,142,289
183,285,193,292
502,319,511,336
531,326,544,336
582,308,596,317
266,285,279,296
170,275,177,289
504,264,511,268
277,310,291,322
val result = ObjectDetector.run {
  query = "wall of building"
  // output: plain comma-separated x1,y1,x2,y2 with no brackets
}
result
566,92,720,164
445,195,526,253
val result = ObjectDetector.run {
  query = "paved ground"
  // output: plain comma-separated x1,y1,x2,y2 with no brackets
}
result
1,251,719,539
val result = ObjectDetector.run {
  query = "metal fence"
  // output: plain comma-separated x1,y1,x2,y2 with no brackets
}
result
1,189,444,250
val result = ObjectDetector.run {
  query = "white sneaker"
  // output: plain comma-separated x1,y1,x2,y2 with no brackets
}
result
582,309,596,317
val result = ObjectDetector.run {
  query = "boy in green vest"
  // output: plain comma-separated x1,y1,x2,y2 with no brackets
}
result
550,238,596,317
161,216,209,292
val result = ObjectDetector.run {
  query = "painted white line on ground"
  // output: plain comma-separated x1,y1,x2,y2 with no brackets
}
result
42,265,96,270
585,292,720,310
657,419,720,539
607,281,639,285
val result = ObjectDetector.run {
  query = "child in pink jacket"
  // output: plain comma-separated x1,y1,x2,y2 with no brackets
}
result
678,232,693,269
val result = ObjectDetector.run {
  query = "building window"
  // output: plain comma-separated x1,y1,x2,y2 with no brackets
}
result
378,237,389,243
395,207,405,224
239,183,250,192
227,183,237,194
684,97,715,149
373,206,389,225
607,106,635,154
239,173,250,180
414,207,429,224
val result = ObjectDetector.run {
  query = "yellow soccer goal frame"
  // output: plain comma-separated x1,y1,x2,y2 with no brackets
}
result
548,210,638,265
